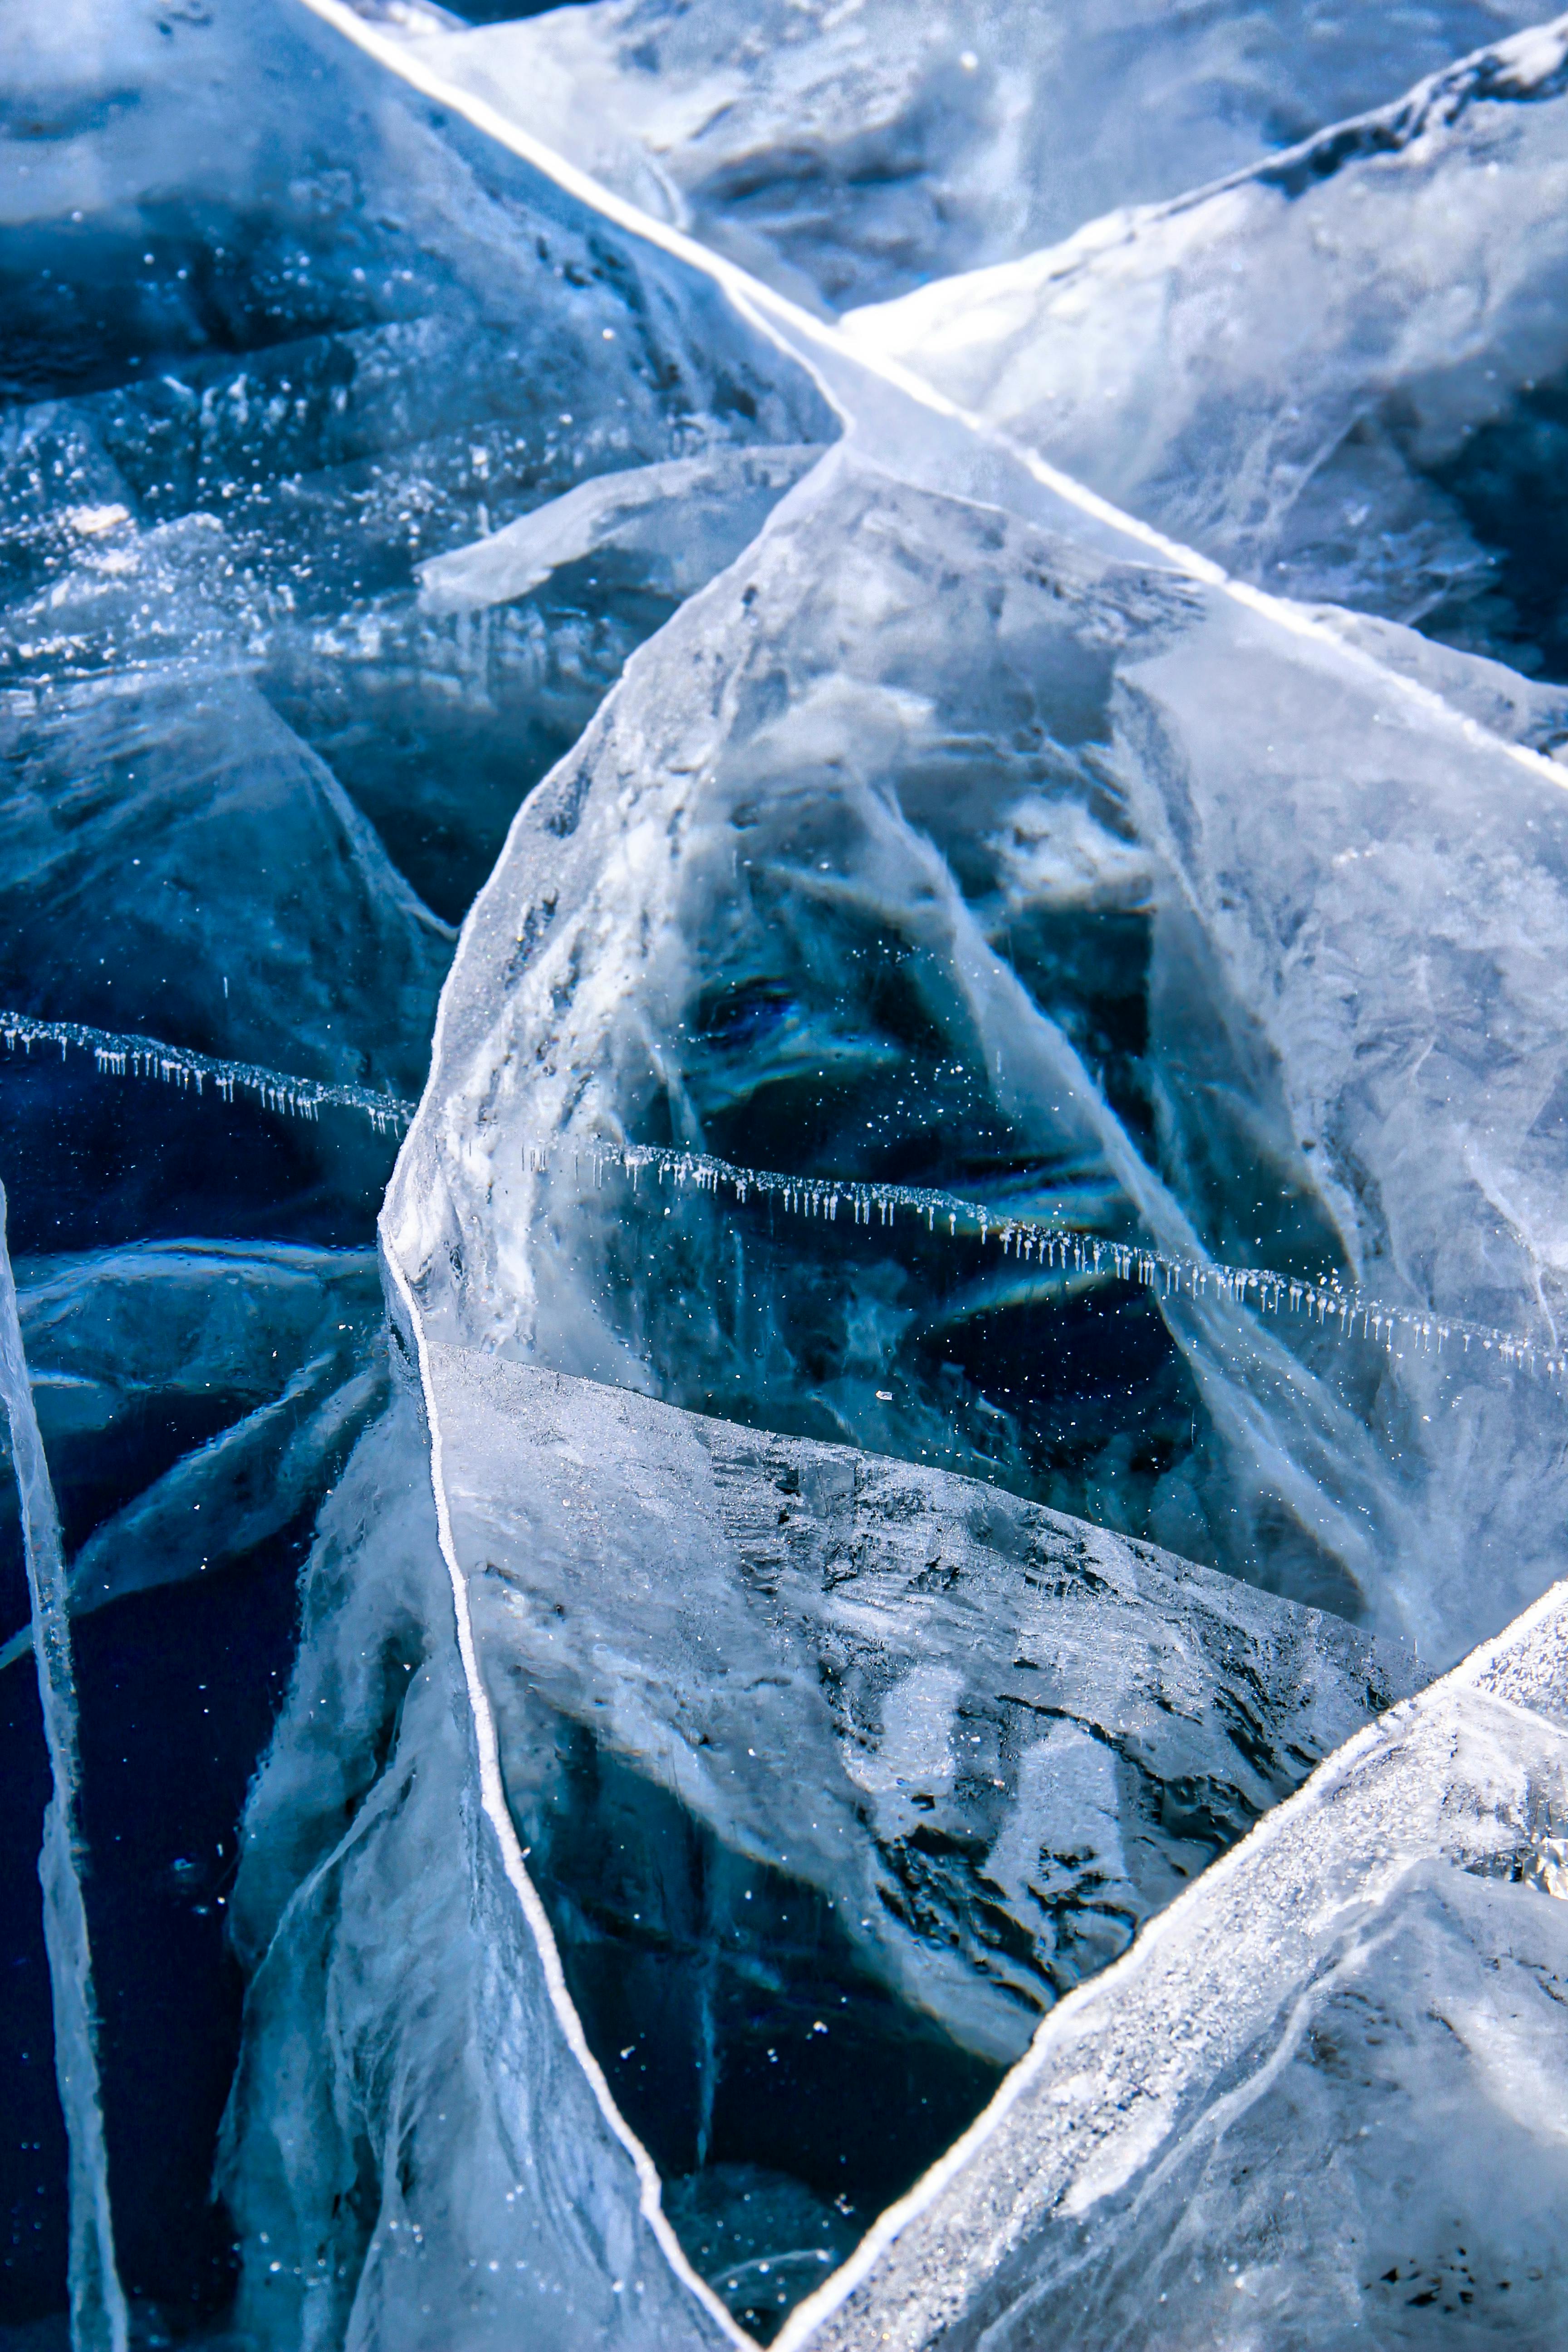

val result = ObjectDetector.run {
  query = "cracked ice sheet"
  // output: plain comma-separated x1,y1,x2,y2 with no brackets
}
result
384,396,1568,1663
218,1384,738,2352
392,0,1557,312
221,1340,1416,2342
844,15,1568,680
789,1583,1568,2352
427,1343,1421,2067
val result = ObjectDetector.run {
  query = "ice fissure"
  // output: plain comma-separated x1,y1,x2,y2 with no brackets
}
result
7,1007,1559,1404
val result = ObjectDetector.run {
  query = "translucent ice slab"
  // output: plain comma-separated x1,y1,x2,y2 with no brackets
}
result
796,1582,1568,2352
384,415,1568,1666
397,0,1556,310
220,1383,741,2352
847,15,1568,679
2,0,834,983
222,1358,1419,2340
432,1346,1421,2067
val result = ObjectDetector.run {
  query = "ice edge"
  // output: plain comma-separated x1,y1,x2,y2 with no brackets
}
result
771,1574,1568,2348
296,0,1568,805
378,1224,753,2347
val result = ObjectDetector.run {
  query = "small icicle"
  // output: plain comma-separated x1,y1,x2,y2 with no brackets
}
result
0,1187,129,2352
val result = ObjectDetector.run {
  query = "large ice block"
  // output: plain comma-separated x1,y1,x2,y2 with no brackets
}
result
221,1343,1419,2337
432,1344,1422,2066
399,0,1556,310
847,16,1568,678
383,415,1568,1664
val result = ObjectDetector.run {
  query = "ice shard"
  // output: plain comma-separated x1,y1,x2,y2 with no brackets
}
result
382,411,1568,1663
217,1387,739,2352
427,1345,1422,2064
417,446,825,616
219,1340,1422,2339
0,1188,128,2352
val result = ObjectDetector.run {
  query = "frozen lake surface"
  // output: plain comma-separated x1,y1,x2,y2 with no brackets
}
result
4,3,1568,2345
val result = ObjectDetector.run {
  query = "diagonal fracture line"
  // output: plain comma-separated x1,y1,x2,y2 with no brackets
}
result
5,1008,1561,1389
298,0,1568,802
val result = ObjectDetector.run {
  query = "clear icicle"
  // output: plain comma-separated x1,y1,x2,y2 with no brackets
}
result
0,1184,129,2352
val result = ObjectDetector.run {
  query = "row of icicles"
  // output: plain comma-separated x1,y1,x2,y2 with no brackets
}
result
7,1009,1563,1386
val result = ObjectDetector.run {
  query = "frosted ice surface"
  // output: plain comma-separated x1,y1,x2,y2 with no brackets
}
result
1299,605,1568,758
402,0,1558,309
385,433,1568,1665
798,1583,1568,2352
431,1343,1422,2063
846,16,1568,676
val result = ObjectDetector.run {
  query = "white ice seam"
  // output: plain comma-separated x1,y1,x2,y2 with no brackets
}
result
6,1010,1559,1391
294,0,1568,801
377,1225,752,2347
0,1185,129,2352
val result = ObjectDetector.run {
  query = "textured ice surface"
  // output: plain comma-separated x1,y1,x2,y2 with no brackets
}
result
417,446,825,615
434,1346,1421,2063
8,0,1568,2341
219,1383,735,2352
847,15,1568,678
2,0,834,973
797,1582,1568,2352
220,1352,1418,2340
399,0,1557,310
385,423,1568,1665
